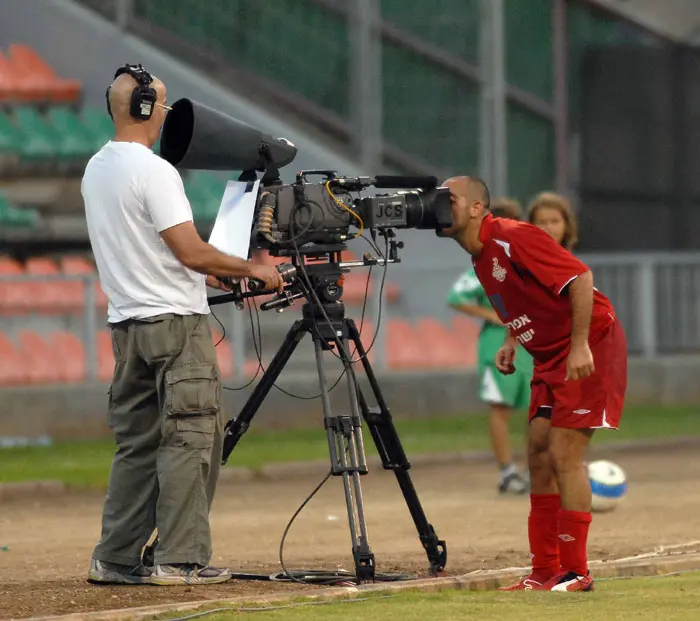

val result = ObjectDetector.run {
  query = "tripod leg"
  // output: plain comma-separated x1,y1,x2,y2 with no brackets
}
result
345,319,447,575
313,336,375,582
221,319,306,464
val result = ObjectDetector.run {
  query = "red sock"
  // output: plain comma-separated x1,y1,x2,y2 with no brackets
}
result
558,510,592,576
528,494,561,581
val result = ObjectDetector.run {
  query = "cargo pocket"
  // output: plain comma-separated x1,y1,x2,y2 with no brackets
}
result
175,416,216,451
165,363,220,416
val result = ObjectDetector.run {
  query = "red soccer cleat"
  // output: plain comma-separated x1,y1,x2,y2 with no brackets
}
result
543,570,595,592
498,574,547,591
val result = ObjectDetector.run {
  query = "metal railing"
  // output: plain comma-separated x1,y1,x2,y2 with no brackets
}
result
2,252,700,385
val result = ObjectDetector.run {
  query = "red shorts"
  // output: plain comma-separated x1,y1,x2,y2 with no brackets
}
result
528,319,628,429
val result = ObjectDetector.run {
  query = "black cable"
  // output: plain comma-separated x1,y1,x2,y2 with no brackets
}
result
278,470,332,585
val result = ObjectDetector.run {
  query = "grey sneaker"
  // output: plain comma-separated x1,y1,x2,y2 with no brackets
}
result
150,563,232,586
87,559,153,585
498,471,530,495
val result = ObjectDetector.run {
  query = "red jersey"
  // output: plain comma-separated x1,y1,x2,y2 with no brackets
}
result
472,214,616,368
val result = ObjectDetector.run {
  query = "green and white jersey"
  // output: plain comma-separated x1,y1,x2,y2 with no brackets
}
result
447,268,533,373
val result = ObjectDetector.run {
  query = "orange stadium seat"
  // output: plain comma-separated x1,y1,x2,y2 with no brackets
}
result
0,332,28,385
59,255,108,311
386,319,425,369
3,44,82,103
211,328,234,379
50,331,86,383
415,317,469,368
24,256,74,314
17,330,61,384
0,256,27,315
0,50,51,103
97,330,115,382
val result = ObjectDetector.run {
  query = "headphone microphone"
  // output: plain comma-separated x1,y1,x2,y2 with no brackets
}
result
105,63,158,121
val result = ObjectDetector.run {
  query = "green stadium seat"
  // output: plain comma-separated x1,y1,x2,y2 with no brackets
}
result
46,107,96,159
0,194,38,229
185,171,225,222
0,109,22,154
12,106,58,162
80,107,114,152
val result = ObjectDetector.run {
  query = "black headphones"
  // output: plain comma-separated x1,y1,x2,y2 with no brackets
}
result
105,64,157,121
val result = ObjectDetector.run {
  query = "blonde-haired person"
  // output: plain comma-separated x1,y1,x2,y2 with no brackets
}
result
527,192,579,250
447,198,533,495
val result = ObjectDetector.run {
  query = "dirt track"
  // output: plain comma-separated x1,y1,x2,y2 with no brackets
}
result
2,445,700,619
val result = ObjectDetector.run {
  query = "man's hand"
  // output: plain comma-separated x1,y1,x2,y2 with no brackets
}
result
250,264,284,294
206,275,233,291
495,340,517,375
566,342,595,381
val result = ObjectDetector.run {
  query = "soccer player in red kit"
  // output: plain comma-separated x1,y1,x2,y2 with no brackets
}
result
439,177,627,592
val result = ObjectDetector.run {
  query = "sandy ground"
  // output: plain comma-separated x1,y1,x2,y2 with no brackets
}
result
1,445,699,619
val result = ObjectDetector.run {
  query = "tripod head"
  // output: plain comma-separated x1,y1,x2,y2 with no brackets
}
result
207,229,403,313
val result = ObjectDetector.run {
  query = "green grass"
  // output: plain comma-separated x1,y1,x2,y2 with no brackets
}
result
162,573,700,621
0,404,698,489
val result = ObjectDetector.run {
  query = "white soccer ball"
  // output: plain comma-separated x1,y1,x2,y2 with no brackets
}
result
588,460,627,513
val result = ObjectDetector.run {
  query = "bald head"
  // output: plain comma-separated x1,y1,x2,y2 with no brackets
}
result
107,71,168,148
108,73,166,123
443,176,490,210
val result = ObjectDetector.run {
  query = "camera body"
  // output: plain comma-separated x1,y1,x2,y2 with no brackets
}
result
253,171,452,251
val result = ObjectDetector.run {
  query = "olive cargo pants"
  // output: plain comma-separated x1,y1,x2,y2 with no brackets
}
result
92,313,224,567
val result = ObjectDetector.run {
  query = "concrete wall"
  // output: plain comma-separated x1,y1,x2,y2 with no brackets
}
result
1,356,698,441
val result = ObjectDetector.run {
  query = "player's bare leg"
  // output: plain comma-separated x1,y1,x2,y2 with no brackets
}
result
489,404,528,494
499,413,559,590
542,426,595,591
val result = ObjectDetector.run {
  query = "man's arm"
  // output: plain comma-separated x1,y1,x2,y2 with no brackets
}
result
566,270,595,380
449,301,503,325
144,161,282,290
160,222,282,290
569,270,594,347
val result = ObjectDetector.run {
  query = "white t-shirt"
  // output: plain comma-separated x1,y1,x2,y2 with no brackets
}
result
81,141,209,323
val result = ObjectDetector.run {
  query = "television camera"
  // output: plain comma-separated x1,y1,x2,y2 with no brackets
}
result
158,98,448,583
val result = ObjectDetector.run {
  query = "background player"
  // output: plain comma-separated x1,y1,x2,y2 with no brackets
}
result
527,191,579,251
439,176,628,592
447,198,532,495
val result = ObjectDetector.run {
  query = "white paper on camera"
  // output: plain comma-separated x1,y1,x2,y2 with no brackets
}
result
208,179,259,260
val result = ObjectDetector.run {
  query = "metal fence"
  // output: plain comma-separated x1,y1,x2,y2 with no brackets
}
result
2,252,700,385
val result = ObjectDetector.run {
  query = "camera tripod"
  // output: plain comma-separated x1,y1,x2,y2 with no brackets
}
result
220,268,447,582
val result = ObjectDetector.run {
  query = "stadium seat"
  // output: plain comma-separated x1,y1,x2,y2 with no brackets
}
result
185,171,225,221
0,108,22,155
0,255,30,315
211,329,233,378
50,331,86,383
11,106,57,165
81,107,114,152
0,194,38,229
0,332,28,385
46,107,95,161
7,44,82,103
59,255,108,311
386,319,425,368
97,330,115,381
17,330,61,384
24,257,75,314
0,49,52,103
415,317,470,367
450,316,480,366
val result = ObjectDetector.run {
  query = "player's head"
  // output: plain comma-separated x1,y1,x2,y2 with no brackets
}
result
439,176,490,245
527,191,578,250
107,69,169,148
490,197,522,221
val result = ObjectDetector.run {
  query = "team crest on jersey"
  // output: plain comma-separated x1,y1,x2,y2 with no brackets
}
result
492,257,506,282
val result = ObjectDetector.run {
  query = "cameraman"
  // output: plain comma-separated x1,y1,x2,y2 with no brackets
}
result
82,66,283,586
